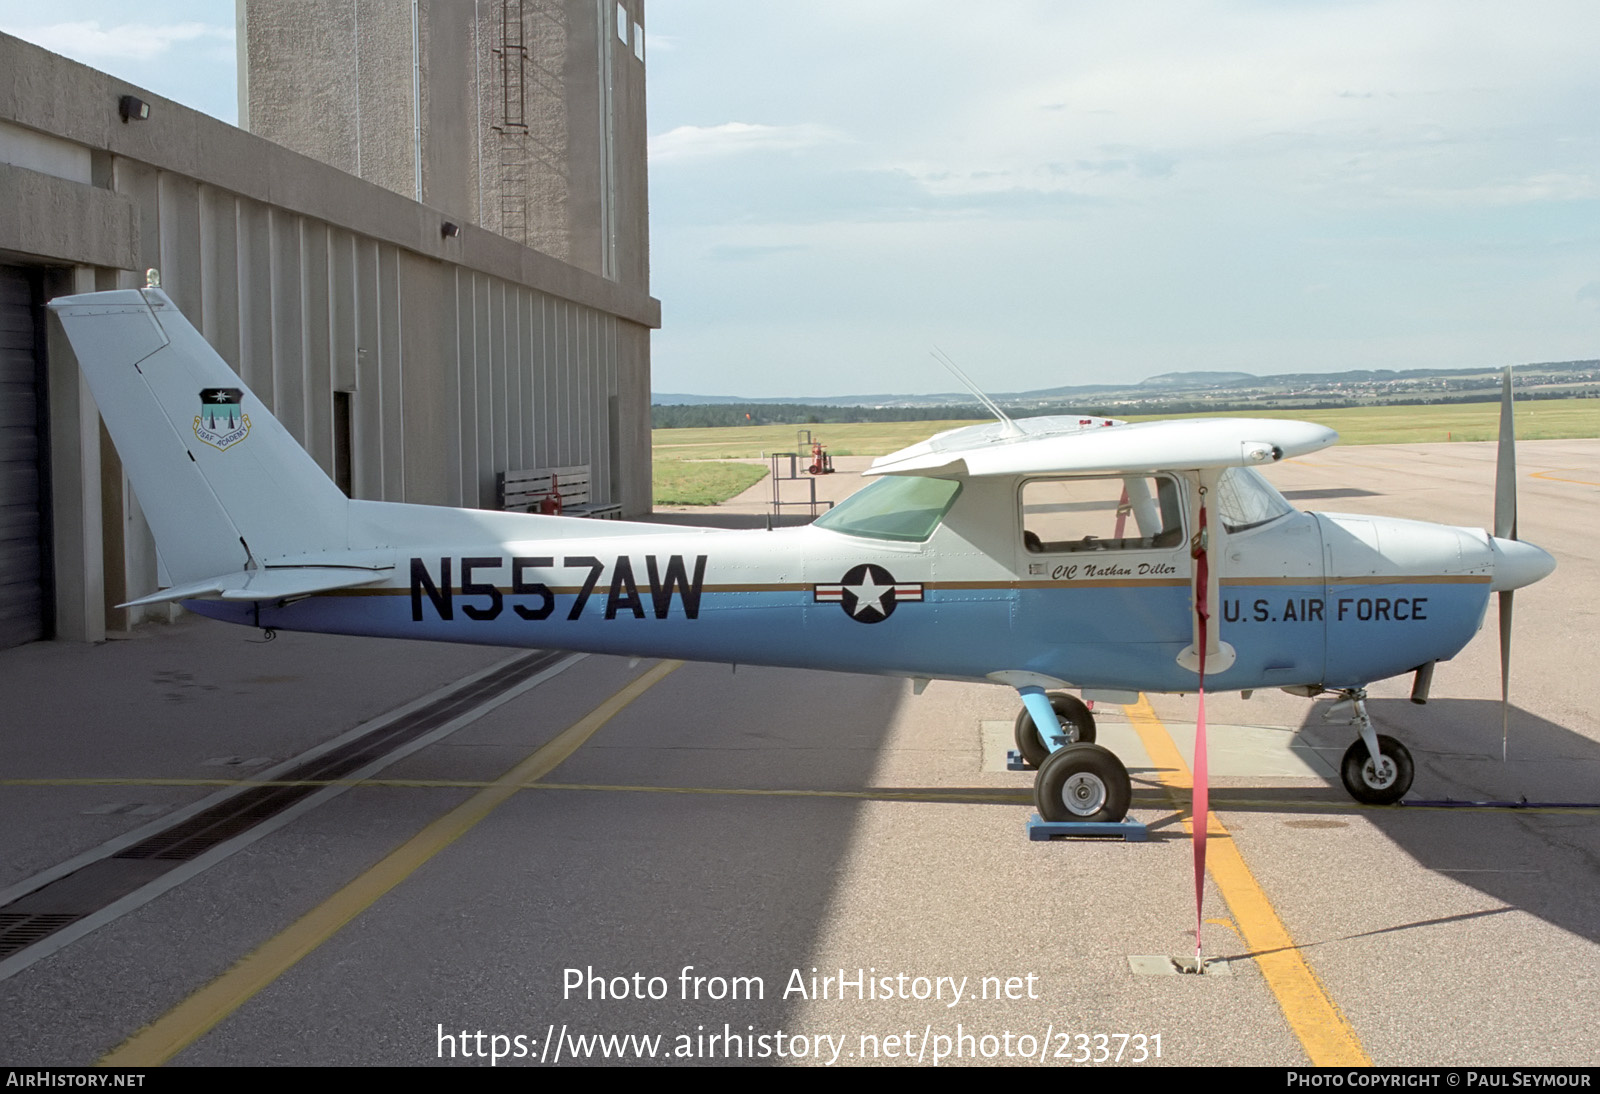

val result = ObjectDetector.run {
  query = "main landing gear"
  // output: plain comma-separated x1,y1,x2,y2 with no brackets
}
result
1016,690,1131,823
1035,743,1132,824
1013,691,1096,769
1328,688,1414,805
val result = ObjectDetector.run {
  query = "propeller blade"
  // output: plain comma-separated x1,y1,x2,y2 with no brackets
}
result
1493,366,1518,761
1495,367,1517,541
1499,588,1513,761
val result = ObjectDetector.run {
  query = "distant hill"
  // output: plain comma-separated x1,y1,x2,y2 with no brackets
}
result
653,361,1600,407
654,379,1203,407
1139,371,1257,389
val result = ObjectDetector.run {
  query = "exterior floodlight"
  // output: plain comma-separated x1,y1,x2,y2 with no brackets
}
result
119,95,149,123
441,222,461,239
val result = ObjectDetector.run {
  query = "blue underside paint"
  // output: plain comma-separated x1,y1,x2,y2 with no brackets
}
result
186,578,1488,693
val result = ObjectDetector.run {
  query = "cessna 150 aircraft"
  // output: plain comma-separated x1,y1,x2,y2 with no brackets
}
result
49,286,1556,824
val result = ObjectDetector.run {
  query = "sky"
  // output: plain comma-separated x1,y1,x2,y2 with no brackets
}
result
4,1,1598,398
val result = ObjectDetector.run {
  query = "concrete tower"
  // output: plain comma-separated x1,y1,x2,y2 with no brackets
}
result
238,0,650,290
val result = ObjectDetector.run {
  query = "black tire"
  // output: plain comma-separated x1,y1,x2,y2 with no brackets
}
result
1339,735,1414,805
1034,743,1131,823
1013,692,1096,769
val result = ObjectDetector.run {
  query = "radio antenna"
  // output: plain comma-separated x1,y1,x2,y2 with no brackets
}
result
931,347,1022,437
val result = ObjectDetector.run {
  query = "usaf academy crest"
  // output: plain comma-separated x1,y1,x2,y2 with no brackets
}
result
194,388,251,450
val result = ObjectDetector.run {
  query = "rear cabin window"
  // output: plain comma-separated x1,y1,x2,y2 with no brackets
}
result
1021,475,1184,553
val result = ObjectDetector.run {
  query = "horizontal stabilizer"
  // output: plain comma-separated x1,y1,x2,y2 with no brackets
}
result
118,567,392,608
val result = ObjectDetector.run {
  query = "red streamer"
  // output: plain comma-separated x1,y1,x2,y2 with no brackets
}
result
1191,499,1211,961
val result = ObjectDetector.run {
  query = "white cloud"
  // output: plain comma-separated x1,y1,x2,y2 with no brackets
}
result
649,122,847,164
892,147,1177,199
683,1,1600,215
1,19,234,64
1380,173,1600,209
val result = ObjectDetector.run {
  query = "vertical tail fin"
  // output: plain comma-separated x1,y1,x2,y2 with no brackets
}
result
49,288,348,584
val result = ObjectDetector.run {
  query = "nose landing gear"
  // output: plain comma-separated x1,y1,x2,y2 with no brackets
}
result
1015,687,1132,824
1328,688,1415,805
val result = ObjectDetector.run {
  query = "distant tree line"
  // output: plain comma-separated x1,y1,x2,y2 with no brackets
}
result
651,403,995,429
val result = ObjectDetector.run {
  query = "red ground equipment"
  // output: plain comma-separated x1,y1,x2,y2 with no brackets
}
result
539,472,565,515
807,438,835,476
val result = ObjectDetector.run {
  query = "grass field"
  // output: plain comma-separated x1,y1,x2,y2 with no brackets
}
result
653,459,769,506
1136,399,1600,446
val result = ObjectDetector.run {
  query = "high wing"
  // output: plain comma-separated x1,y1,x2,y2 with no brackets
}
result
867,410,1336,682
869,414,1338,477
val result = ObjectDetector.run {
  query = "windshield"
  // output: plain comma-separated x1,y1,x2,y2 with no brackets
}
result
1215,467,1294,532
814,476,962,542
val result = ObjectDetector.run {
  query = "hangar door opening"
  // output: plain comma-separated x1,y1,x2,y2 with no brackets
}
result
0,265,48,649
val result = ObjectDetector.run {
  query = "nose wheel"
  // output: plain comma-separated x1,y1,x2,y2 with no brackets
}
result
1034,743,1131,823
1328,689,1415,805
1339,734,1413,805
1013,692,1096,769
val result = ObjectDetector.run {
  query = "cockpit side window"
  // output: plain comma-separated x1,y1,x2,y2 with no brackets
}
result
814,475,962,542
1021,475,1184,554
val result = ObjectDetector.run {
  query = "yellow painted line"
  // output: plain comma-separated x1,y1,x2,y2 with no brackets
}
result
99,659,683,1068
1123,696,1371,1067
14,778,1592,815
1531,468,1600,486
531,783,1030,804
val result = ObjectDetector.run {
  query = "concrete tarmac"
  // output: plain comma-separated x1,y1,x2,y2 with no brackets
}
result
0,439,1596,1067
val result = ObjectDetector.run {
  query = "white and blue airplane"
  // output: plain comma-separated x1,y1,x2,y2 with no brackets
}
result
49,286,1556,823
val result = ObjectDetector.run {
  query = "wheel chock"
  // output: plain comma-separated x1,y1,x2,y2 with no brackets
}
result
1026,813,1148,842
1006,748,1031,772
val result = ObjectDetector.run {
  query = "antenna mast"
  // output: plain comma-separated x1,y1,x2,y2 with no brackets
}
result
931,348,1023,437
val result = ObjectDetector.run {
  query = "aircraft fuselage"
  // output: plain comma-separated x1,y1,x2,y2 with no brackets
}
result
186,488,1497,694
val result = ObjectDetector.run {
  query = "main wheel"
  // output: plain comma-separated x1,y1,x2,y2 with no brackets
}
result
1339,735,1414,805
1034,743,1131,823
1013,692,1096,768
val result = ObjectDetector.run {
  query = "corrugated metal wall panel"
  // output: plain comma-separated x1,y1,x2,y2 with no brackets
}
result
0,266,45,648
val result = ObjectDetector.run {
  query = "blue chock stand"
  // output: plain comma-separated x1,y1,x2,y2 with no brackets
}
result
1026,814,1148,841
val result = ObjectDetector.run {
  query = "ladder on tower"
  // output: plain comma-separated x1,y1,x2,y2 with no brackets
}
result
493,0,530,245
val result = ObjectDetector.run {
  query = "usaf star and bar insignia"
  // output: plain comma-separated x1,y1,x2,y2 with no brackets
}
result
814,563,924,624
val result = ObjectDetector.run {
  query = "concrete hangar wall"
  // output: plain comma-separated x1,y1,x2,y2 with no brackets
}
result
0,8,658,650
